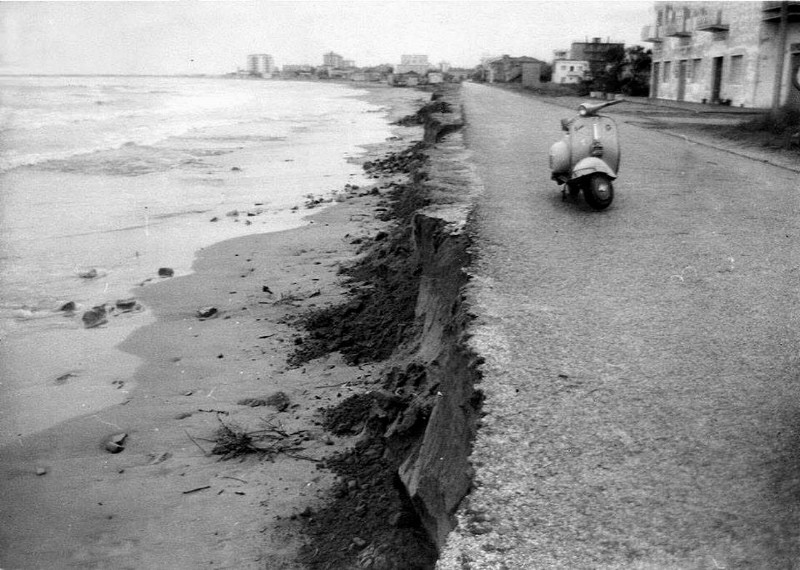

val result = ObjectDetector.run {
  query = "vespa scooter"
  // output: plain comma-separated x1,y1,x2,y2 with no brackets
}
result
549,99,623,210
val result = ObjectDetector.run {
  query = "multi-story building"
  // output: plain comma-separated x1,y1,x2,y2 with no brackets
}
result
247,54,275,78
571,38,625,79
323,51,344,69
394,55,430,75
642,1,800,108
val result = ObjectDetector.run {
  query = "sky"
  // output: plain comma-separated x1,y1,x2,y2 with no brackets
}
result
0,0,657,75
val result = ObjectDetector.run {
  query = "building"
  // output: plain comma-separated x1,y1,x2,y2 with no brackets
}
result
247,54,275,78
642,1,800,108
323,51,344,69
395,54,430,75
483,55,544,86
571,38,625,80
553,59,590,84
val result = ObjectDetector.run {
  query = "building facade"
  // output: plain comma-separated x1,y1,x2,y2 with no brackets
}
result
247,54,275,77
323,51,344,69
642,1,800,108
483,55,544,84
553,59,590,84
395,55,430,75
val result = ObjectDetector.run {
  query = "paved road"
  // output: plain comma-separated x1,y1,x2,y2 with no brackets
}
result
438,83,800,569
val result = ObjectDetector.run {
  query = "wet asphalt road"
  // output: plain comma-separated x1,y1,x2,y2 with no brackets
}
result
439,83,800,569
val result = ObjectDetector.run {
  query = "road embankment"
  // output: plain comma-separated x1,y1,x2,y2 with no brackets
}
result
294,85,486,568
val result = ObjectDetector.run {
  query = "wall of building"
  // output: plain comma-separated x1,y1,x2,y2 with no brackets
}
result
552,60,588,84
649,1,800,108
521,62,541,87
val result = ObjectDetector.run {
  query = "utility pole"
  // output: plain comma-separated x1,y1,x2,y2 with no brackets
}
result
773,1,789,110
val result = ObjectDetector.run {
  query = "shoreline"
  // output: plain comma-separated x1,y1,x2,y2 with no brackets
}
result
0,78,418,444
0,84,428,568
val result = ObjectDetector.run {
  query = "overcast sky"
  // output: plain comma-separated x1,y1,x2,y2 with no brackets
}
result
0,1,657,75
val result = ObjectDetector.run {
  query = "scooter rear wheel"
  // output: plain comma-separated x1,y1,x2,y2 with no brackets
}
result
583,174,614,210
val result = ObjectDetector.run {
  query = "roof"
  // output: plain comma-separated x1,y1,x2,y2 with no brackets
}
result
487,55,546,65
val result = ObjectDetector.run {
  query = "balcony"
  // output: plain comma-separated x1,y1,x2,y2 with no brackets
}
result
641,24,663,42
695,13,729,32
763,1,800,22
664,22,692,37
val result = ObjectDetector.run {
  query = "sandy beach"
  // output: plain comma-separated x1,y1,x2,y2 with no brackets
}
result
0,84,428,569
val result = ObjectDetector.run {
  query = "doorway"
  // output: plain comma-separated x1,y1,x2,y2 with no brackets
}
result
711,57,723,103
678,60,688,101
651,62,660,99
789,52,800,110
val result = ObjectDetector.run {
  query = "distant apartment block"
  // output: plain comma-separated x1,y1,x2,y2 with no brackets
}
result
553,59,589,84
247,54,275,77
323,51,345,69
642,1,800,108
395,55,430,75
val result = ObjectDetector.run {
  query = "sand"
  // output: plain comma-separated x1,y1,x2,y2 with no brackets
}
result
0,84,426,569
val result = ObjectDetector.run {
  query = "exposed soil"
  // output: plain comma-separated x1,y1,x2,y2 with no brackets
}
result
286,91,472,569
286,143,432,368
296,409,438,570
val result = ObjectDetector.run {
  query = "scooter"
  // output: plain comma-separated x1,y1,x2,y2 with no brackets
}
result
549,99,623,210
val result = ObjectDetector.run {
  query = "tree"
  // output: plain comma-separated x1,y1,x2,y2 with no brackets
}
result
539,62,553,83
620,46,652,97
591,45,652,96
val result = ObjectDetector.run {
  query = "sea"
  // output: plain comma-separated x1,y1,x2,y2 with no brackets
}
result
0,75,400,443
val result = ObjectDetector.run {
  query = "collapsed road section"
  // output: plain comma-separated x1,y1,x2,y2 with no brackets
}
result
290,86,485,569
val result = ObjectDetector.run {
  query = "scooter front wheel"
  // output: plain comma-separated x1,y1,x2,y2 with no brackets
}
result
583,174,614,210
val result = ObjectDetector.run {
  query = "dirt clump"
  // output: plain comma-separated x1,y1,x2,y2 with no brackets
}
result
393,100,453,126
287,144,432,368
296,442,437,570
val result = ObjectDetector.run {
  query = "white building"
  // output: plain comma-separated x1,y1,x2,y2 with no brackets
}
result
552,59,589,84
395,54,430,75
247,54,275,78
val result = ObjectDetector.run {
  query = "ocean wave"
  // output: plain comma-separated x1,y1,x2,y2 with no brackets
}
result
29,144,215,177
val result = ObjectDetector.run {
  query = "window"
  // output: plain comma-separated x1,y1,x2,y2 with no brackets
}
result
569,66,574,71
663,61,672,82
729,55,744,84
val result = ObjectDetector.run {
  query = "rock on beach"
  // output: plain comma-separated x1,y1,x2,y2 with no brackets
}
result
82,305,108,328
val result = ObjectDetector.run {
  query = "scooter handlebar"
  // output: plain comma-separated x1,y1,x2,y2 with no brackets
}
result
578,99,624,116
